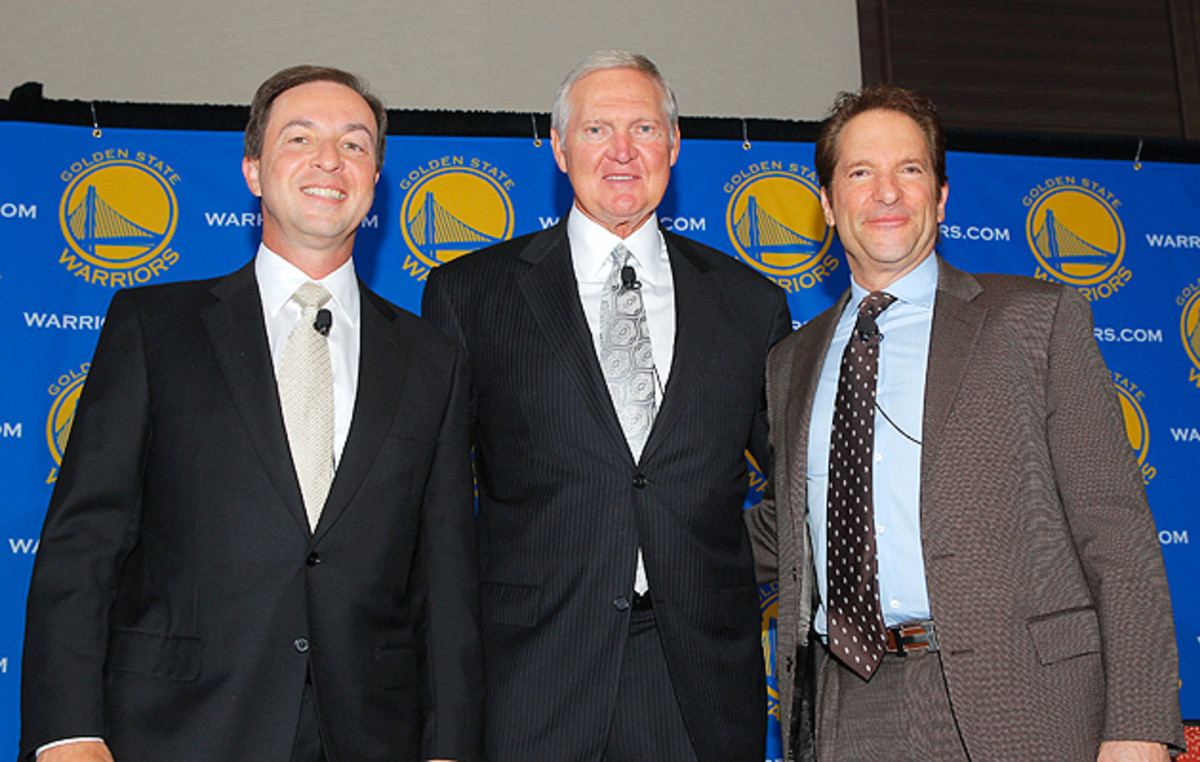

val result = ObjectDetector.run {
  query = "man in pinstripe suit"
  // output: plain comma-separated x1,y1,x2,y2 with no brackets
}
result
423,50,790,761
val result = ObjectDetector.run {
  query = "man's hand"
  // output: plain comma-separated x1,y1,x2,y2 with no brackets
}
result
37,741,114,762
1098,741,1170,762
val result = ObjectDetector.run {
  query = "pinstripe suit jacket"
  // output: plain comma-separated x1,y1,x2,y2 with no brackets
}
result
423,220,791,762
747,257,1184,760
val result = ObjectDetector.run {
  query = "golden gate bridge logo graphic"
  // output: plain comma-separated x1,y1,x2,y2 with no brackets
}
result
759,581,781,725
1116,382,1150,468
400,166,514,269
1113,378,1155,484
725,170,832,279
59,160,178,270
45,365,89,484
1179,288,1200,383
1025,185,1124,285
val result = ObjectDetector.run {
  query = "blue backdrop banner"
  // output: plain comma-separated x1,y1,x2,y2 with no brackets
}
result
1,121,1197,758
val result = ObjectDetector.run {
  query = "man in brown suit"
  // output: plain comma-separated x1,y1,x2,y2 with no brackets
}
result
747,84,1184,761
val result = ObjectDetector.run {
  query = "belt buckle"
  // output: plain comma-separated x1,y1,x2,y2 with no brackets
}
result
889,620,938,656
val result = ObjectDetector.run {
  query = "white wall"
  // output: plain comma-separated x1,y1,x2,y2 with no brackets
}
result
1,0,859,121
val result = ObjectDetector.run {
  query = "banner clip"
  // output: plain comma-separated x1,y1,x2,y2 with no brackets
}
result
531,114,542,148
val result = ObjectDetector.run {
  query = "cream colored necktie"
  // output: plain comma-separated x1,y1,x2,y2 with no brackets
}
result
278,282,334,531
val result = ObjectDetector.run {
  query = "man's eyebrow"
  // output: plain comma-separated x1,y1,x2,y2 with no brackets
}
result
342,122,375,138
279,118,315,131
277,119,374,139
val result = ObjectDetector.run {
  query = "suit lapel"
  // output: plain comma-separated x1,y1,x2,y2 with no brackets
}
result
517,224,631,458
638,233,717,463
313,286,409,541
785,294,846,513
922,258,986,448
202,262,310,534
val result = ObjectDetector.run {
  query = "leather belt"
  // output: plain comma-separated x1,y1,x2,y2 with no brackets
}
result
884,619,938,655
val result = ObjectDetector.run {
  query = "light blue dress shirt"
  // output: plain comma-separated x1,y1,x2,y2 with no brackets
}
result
807,254,938,635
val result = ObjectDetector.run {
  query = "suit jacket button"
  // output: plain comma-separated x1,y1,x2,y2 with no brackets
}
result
294,637,310,653
632,474,648,489
613,597,631,611
306,552,321,566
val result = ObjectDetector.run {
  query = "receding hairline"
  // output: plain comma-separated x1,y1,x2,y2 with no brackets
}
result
551,49,679,146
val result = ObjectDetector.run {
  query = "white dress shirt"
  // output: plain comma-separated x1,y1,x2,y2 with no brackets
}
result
567,207,675,595
256,243,361,467
568,207,675,401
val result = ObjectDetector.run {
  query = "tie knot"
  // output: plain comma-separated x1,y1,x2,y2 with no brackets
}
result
858,291,896,320
610,243,633,269
292,282,332,312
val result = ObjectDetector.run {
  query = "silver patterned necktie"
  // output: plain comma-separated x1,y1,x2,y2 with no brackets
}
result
278,281,334,531
826,290,896,680
599,243,657,460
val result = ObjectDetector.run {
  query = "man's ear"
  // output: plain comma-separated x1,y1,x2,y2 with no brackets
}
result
242,156,262,198
550,129,569,174
819,186,836,228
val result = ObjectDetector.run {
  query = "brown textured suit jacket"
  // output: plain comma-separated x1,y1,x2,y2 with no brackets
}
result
747,257,1184,760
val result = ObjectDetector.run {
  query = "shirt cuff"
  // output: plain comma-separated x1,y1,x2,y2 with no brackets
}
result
37,738,105,758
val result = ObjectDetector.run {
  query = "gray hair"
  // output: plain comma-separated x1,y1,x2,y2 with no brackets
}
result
551,50,679,147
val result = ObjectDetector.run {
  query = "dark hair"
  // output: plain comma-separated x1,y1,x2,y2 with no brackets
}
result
244,65,388,170
814,84,946,191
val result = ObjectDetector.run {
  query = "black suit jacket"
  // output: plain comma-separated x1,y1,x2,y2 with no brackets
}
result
21,261,483,761
423,221,791,762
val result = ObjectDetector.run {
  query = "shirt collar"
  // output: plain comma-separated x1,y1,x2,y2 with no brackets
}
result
567,206,667,285
254,243,360,327
849,252,938,313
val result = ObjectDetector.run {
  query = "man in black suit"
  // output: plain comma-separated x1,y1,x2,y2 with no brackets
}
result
21,65,482,762
423,50,791,761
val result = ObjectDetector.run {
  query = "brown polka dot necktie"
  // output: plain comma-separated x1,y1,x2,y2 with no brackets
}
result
826,290,895,680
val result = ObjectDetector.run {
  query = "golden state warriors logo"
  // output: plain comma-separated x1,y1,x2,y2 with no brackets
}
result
1024,178,1131,301
58,149,182,287
1178,279,1200,388
1113,372,1155,484
45,363,89,484
759,581,781,725
725,162,837,294
398,157,515,282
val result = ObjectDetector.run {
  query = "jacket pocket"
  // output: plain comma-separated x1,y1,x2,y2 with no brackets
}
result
374,646,419,689
1026,607,1101,665
106,629,203,681
481,582,540,628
